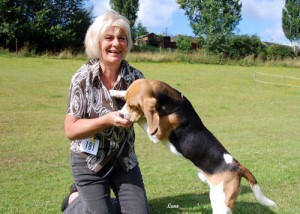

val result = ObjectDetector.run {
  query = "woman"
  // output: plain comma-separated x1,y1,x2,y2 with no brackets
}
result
62,10,149,213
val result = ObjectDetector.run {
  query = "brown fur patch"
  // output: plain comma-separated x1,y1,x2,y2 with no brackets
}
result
155,113,181,140
125,79,182,138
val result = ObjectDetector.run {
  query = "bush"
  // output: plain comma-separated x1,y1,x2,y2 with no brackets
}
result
131,45,159,52
266,44,295,60
176,36,192,53
227,35,265,59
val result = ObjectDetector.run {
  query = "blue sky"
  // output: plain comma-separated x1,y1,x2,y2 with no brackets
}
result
89,0,290,45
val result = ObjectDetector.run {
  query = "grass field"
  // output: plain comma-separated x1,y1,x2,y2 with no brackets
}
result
0,56,299,213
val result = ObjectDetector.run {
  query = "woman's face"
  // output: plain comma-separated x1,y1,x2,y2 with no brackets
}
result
99,27,128,65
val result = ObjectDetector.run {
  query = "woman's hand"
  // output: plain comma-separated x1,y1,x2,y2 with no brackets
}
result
65,111,133,141
106,111,133,128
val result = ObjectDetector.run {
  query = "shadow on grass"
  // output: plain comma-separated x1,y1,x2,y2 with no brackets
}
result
148,186,276,214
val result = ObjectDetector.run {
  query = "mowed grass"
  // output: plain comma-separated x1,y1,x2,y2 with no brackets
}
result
0,56,299,214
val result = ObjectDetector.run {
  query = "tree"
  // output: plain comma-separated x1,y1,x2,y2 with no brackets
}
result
177,0,242,54
282,0,300,55
109,0,139,29
0,0,32,51
132,20,148,39
0,0,93,52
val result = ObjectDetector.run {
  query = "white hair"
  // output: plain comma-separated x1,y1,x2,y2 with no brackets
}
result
84,10,133,59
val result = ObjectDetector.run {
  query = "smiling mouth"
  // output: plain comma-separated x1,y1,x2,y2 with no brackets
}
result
108,50,121,54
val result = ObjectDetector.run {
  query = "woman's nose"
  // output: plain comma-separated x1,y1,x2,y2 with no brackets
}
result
112,37,119,46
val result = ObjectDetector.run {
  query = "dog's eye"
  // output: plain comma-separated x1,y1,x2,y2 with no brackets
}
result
128,105,138,111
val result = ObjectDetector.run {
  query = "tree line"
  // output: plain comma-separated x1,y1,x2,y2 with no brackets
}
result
0,0,299,57
0,0,93,52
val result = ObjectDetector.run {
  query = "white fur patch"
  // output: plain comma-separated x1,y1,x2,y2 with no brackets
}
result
109,90,126,98
209,182,232,214
137,118,160,143
119,104,130,120
162,141,183,157
197,171,207,183
137,118,183,157
148,132,160,143
252,184,277,207
223,154,233,164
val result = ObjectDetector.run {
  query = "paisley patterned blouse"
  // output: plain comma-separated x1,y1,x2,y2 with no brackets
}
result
66,59,144,173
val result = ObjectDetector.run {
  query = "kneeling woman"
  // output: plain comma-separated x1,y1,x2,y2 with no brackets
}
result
62,10,149,214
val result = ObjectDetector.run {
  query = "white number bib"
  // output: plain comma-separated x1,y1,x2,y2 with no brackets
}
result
80,137,100,155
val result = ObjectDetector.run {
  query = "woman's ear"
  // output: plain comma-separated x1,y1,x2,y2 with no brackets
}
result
143,98,159,135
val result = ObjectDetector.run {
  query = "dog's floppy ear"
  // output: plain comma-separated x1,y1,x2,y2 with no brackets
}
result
143,97,159,135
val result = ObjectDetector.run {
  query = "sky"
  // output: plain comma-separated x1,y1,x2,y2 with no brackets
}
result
89,0,290,45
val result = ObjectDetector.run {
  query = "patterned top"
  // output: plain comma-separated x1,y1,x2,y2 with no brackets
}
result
66,59,144,173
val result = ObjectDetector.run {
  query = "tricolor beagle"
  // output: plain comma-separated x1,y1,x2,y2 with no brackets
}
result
110,79,276,214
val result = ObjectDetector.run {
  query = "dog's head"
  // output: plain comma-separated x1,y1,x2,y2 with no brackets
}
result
120,79,159,135
119,79,185,136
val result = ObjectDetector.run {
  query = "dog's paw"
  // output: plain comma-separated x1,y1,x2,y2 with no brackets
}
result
109,90,126,98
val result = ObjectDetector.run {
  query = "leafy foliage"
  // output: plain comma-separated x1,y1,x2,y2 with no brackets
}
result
282,0,300,54
110,0,139,29
266,44,295,60
227,35,266,59
0,0,92,52
176,36,192,53
110,0,140,41
132,20,149,42
177,0,242,54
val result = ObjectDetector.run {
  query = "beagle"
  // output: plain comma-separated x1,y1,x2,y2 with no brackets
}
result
110,79,276,213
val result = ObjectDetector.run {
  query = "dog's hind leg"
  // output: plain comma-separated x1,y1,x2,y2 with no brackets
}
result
209,181,232,214
204,173,237,214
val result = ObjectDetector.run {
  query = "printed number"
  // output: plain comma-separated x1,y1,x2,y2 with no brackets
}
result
85,141,95,151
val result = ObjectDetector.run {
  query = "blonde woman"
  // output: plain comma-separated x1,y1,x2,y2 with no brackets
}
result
62,10,149,214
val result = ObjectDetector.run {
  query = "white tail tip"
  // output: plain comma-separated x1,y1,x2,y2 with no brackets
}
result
252,184,277,207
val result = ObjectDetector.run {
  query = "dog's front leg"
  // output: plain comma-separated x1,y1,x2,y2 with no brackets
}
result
109,90,126,98
137,118,160,143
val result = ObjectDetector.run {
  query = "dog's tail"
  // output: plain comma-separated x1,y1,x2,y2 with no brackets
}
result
240,164,277,207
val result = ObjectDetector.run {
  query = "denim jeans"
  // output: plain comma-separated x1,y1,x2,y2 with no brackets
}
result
64,152,150,214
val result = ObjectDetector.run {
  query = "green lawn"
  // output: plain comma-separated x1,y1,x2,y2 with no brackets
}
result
0,57,299,213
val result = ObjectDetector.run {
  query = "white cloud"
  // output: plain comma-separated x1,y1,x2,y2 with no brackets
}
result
137,0,179,28
260,23,290,44
92,0,179,28
240,0,290,44
241,0,285,21
91,0,110,17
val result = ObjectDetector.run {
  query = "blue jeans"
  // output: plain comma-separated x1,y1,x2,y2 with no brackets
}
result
65,152,150,214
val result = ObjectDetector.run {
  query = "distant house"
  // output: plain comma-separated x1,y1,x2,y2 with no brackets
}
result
135,33,159,47
135,33,176,49
158,36,177,49
135,33,200,50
